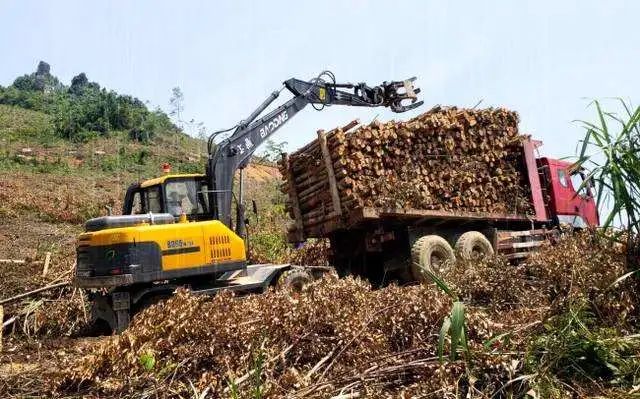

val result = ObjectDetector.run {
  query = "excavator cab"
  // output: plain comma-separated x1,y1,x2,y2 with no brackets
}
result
122,174,214,222
76,171,248,289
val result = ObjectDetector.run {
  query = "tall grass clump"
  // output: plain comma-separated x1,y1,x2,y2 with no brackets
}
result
574,99,640,242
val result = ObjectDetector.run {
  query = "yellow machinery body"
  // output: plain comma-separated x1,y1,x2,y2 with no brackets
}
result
75,214,247,288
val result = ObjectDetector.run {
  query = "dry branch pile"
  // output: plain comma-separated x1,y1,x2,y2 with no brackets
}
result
54,278,493,397
279,106,534,239
49,232,637,398
0,219,88,339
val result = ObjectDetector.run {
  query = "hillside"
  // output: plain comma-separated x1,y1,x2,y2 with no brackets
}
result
0,62,282,223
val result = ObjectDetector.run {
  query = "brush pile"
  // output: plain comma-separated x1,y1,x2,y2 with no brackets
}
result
279,107,534,240
0,219,88,338
55,278,495,397
51,231,639,398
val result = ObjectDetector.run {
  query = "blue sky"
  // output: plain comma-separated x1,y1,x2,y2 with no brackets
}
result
1,1,638,158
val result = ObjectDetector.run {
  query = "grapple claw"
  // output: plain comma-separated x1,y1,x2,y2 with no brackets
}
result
383,77,423,113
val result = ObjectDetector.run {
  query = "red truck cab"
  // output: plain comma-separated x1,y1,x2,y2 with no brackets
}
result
537,157,599,227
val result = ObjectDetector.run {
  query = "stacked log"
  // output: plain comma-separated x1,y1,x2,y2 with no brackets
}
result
279,106,534,240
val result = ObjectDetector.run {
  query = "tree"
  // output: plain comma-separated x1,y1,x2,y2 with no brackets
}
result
12,75,38,91
257,140,288,163
169,87,184,128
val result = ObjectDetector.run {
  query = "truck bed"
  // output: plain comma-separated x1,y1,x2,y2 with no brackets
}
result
290,206,533,240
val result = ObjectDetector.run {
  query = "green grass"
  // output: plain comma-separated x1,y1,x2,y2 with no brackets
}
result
525,299,640,397
0,104,58,143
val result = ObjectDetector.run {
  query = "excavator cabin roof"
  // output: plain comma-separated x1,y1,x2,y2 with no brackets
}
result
140,173,205,188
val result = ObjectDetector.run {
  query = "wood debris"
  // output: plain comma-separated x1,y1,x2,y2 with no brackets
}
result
49,232,635,398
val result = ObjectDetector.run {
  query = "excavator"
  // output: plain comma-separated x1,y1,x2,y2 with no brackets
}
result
74,71,423,332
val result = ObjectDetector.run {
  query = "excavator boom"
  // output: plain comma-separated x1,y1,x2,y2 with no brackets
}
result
207,71,423,234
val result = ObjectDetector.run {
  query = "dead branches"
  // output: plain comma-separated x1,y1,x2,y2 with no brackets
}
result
0,282,70,305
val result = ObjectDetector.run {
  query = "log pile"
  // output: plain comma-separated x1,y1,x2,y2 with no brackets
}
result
279,106,534,240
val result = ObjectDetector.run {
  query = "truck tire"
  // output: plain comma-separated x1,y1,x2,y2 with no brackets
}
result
411,235,456,282
455,231,494,260
277,268,313,292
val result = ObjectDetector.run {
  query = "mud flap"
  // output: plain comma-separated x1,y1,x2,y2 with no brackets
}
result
111,291,131,333
90,291,131,333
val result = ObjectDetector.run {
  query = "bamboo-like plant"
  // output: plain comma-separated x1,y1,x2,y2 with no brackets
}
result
417,264,469,362
574,99,640,240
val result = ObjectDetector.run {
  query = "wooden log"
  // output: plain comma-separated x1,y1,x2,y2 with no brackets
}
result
297,179,327,200
289,119,358,157
0,259,27,264
317,129,342,216
303,211,340,228
42,252,51,277
284,107,530,240
280,153,304,242
0,282,69,305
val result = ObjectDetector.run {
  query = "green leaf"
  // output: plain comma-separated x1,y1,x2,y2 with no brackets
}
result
607,269,640,290
438,316,451,363
449,301,465,360
575,98,640,235
484,332,512,349
139,352,156,371
415,261,457,299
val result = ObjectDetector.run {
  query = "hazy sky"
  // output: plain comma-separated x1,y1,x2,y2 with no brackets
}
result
1,1,639,158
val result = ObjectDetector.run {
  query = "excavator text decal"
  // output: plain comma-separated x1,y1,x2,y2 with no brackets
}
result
259,110,288,138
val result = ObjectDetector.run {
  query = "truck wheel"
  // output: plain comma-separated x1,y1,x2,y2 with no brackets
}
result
411,235,456,282
455,231,494,260
277,268,313,292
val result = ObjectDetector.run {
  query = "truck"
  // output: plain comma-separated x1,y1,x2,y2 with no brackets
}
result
282,132,599,285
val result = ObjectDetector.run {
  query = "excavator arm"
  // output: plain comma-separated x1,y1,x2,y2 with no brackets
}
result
207,71,422,235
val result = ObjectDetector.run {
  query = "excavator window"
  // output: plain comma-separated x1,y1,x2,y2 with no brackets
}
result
131,192,143,214
123,178,212,220
123,184,163,215
165,180,197,216
163,178,211,220
147,186,163,213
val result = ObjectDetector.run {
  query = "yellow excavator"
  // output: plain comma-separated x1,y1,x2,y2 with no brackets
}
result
74,71,422,332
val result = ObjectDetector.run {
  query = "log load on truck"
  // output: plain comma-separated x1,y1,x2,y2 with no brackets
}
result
279,106,599,285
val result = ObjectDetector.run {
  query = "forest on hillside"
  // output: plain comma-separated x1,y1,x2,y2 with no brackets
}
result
0,61,175,142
